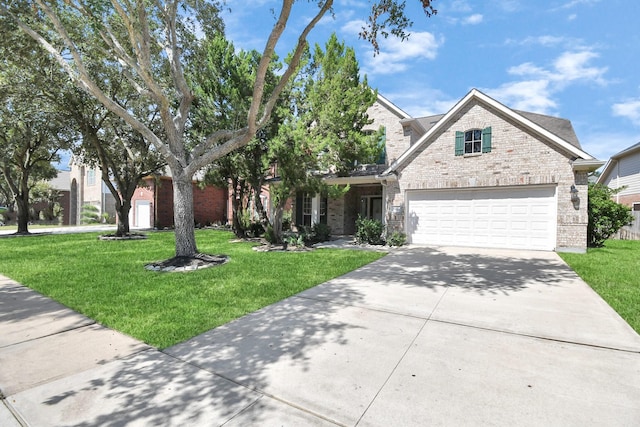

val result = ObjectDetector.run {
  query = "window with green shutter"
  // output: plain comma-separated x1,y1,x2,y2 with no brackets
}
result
455,127,492,156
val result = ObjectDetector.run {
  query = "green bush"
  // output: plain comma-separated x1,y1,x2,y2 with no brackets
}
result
386,231,406,247
264,225,278,244
588,183,634,247
355,215,385,245
282,211,292,231
311,222,331,243
285,233,305,248
81,204,100,224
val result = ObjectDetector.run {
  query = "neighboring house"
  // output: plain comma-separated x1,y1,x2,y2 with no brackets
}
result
68,159,116,225
130,176,227,229
596,142,640,240
70,159,228,229
288,89,603,252
597,142,640,210
47,170,71,225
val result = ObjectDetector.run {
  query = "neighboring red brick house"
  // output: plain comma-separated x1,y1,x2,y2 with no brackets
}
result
130,176,228,229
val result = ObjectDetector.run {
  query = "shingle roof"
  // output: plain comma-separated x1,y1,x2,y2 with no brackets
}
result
409,111,582,149
515,110,582,149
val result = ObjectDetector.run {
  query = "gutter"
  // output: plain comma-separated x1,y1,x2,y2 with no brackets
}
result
572,159,605,172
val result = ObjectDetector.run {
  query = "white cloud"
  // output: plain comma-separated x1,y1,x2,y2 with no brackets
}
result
557,0,600,10
382,87,458,117
507,35,570,47
448,0,473,13
552,50,608,86
341,19,366,37
464,14,484,25
612,99,640,126
362,32,443,75
482,49,608,114
484,80,558,113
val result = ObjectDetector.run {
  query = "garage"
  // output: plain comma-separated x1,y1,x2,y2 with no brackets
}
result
406,186,557,251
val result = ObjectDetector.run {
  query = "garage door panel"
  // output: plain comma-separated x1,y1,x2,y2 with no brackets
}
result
406,186,557,251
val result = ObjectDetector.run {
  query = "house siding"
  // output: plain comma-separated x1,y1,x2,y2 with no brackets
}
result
384,102,588,251
601,150,640,198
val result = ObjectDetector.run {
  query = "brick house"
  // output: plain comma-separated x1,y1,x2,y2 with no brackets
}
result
291,89,603,252
69,161,117,225
130,176,228,229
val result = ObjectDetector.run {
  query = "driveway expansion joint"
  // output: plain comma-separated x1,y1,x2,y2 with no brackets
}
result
432,318,640,354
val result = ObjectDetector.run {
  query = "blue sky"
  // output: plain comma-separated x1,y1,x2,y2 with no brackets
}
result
220,0,640,162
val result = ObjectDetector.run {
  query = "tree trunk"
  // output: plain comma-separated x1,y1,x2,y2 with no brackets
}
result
115,198,132,236
172,173,198,257
15,192,30,234
252,183,270,227
272,198,288,243
15,172,30,234
230,177,247,238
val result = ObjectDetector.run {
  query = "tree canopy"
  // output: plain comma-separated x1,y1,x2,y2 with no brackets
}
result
1,0,437,258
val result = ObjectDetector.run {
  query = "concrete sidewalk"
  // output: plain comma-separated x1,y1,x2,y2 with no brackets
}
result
2,246,640,426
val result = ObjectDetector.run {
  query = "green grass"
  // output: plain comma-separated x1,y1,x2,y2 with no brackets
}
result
0,230,385,348
560,240,640,334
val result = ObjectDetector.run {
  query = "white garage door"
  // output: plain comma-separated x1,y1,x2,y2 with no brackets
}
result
406,186,557,251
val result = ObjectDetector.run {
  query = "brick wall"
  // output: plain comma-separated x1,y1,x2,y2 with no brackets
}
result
384,101,588,251
132,177,227,229
366,101,411,166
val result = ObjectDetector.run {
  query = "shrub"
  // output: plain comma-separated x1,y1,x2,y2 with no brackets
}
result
285,233,305,248
264,225,278,244
81,204,100,224
355,215,385,245
282,211,292,231
311,222,331,243
386,231,407,247
588,183,634,247
247,222,264,238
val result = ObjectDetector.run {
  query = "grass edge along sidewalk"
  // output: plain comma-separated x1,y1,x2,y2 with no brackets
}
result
0,229,385,348
560,239,640,334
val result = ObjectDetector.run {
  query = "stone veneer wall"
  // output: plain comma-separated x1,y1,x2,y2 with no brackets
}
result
384,102,588,251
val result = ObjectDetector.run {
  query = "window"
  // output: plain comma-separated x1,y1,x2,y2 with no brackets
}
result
465,129,482,154
87,168,96,186
360,196,383,222
455,127,492,156
633,202,640,212
302,193,312,226
319,196,327,224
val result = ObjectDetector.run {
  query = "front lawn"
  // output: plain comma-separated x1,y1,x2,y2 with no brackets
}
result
0,230,385,348
560,239,640,334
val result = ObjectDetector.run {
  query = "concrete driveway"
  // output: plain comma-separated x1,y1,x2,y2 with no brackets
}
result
2,246,640,426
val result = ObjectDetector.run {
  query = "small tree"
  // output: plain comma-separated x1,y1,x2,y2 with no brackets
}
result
587,183,634,247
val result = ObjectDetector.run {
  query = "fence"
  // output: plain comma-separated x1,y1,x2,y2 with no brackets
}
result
617,211,640,240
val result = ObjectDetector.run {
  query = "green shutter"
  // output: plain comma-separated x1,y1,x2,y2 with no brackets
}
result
377,127,387,165
455,131,464,156
295,192,303,226
482,127,492,153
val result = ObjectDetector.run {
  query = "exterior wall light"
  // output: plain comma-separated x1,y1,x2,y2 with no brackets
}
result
570,185,579,202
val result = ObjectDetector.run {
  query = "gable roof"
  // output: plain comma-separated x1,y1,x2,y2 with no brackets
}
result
596,141,640,184
382,89,596,176
375,93,411,120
